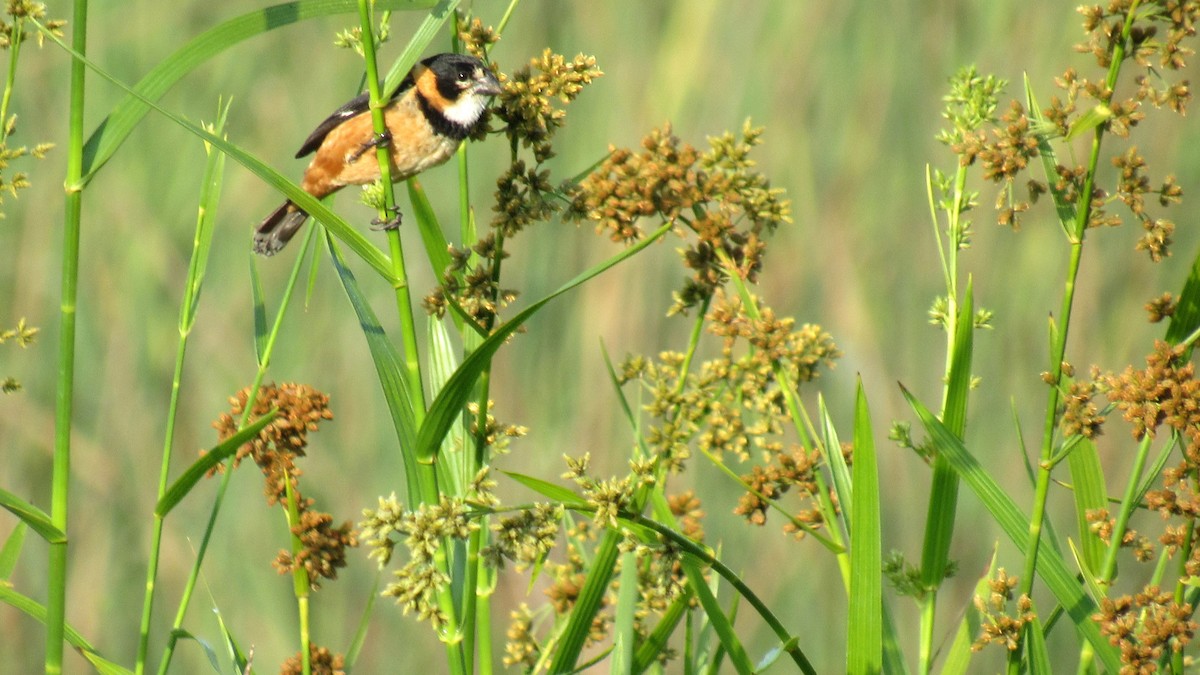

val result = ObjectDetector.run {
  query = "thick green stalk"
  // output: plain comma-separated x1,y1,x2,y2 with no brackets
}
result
355,7,466,672
47,0,88,672
356,0,427,416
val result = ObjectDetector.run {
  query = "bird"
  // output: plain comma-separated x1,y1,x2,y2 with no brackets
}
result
253,53,502,255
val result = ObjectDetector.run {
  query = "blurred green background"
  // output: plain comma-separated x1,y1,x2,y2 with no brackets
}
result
3,1,1199,672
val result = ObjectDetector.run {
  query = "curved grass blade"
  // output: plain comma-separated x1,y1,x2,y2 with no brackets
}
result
0,586,131,674
0,487,64,544
900,386,1122,671
250,255,269,364
1066,438,1107,574
79,0,437,184
1166,243,1200,350
504,471,587,506
682,553,754,675
154,411,277,517
1024,75,1078,239
0,522,27,579
327,234,421,502
415,222,672,461
848,378,882,675
408,178,455,289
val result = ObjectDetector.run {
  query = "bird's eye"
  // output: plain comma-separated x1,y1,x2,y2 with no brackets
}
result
457,69,470,82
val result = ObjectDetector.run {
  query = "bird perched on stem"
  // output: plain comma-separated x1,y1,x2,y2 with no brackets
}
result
254,52,502,255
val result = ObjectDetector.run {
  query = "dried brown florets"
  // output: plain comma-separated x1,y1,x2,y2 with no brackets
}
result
456,16,499,60
274,509,358,588
210,383,333,503
1094,585,1197,672
279,645,345,675
1061,379,1107,439
493,49,602,162
1105,341,1200,455
568,121,791,315
972,569,1035,652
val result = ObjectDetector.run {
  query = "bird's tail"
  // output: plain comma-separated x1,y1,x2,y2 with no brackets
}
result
253,201,310,256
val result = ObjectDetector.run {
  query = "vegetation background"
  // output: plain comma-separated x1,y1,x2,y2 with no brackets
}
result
2,0,1197,671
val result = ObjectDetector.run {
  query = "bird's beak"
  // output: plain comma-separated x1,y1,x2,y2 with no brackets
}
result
475,70,503,97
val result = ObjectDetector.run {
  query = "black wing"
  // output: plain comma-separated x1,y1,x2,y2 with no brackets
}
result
293,75,415,158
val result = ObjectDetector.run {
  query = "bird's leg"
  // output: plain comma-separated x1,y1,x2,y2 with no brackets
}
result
371,206,403,230
347,130,393,164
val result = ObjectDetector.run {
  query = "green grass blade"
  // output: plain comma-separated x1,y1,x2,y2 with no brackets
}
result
0,586,132,674
427,317,466,492
79,0,437,183
632,590,689,673
819,393,852,528
180,101,229,334
848,378,882,675
900,386,1122,671
1025,612,1053,675
166,628,222,673
0,522,26,579
503,471,587,506
249,254,269,364
682,553,754,675
1024,74,1077,238
923,280,973,587
612,548,639,674
0,488,64,544
408,177,455,285
326,234,422,503
154,411,277,517
1065,438,1107,574
1166,243,1200,349
415,222,671,461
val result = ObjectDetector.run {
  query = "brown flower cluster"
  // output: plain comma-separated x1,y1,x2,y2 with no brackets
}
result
211,383,355,589
493,49,602,162
1094,585,1197,673
273,509,357,588
211,383,333,502
972,569,1035,652
1146,292,1177,323
503,603,539,668
568,121,791,316
1086,508,1154,562
734,446,824,538
1061,378,1107,439
279,645,345,675
1105,341,1200,453
456,16,499,61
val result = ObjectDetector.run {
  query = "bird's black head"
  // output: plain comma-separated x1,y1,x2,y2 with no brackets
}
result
422,53,502,104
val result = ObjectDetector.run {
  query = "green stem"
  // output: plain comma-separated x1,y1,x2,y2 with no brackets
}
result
284,474,313,675
47,0,88,672
0,16,24,142
355,8,467,672
918,158,971,675
157,225,317,675
1012,6,1138,666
